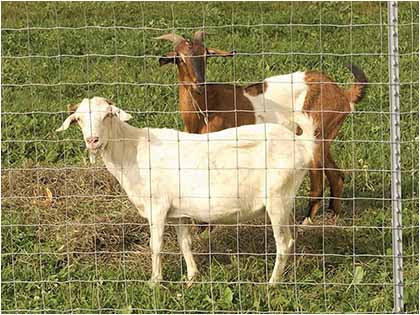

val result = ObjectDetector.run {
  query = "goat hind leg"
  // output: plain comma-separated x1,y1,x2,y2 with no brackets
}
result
304,160,324,224
267,202,293,284
175,218,198,286
325,151,345,215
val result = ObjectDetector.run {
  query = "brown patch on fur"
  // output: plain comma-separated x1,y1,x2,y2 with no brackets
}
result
161,31,368,223
295,126,303,136
303,71,351,140
244,82,267,96
302,71,357,220
158,31,256,134
179,84,256,134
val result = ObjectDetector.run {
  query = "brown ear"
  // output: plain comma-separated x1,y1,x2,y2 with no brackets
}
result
206,48,236,57
159,51,178,66
67,103,79,115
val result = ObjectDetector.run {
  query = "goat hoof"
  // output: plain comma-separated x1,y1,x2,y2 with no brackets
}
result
186,277,195,288
298,217,313,233
332,213,340,225
148,277,162,288
328,199,342,213
301,217,313,226
184,273,198,288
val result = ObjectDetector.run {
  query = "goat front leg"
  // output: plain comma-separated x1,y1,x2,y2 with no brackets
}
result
149,217,166,284
175,218,198,286
325,150,345,215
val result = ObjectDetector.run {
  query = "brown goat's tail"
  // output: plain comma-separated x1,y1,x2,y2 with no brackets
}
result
344,64,367,104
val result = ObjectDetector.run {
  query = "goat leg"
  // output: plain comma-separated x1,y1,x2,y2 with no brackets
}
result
325,151,345,215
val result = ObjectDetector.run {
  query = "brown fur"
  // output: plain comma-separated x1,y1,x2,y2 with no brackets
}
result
244,82,267,97
180,67,365,221
179,83,256,134
302,71,364,219
345,84,364,104
159,33,256,134
158,32,367,222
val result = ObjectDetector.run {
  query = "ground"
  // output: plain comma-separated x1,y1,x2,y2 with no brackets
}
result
1,2,419,313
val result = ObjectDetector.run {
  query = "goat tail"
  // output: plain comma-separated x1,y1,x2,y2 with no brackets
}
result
344,64,368,104
292,112,316,163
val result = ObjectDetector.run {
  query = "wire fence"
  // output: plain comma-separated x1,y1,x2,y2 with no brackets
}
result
1,2,419,313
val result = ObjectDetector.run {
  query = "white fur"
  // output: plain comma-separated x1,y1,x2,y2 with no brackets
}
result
245,72,308,128
57,96,316,285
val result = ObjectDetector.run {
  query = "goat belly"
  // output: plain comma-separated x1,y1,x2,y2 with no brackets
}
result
167,202,266,224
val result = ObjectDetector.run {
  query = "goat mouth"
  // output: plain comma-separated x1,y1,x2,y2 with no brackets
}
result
88,143,103,152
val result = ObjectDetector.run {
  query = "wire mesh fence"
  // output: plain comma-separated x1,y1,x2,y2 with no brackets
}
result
1,2,419,313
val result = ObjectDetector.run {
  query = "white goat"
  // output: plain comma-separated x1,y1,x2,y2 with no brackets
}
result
57,97,315,285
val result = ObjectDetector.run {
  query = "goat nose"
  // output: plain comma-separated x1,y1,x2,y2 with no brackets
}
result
86,136,99,144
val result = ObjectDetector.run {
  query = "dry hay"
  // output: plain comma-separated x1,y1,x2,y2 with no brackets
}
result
2,163,354,271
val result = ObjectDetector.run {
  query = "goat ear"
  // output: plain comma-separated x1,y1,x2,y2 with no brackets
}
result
206,48,236,57
159,51,178,66
107,105,132,122
67,103,79,114
104,99,132,120
56,114,76,132
104,98,115,106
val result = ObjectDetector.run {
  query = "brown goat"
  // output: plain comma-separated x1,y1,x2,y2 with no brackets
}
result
157,31,367,223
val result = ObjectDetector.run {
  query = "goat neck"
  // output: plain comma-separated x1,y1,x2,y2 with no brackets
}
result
177,66,208,133
101,119,145,180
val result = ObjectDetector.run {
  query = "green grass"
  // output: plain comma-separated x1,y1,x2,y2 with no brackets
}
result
1,1,419,313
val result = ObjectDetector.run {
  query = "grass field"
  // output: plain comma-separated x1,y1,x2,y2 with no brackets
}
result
1,1,419,313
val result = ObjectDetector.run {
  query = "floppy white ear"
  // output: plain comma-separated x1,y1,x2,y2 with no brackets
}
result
56,114,76,132
108,105,132,122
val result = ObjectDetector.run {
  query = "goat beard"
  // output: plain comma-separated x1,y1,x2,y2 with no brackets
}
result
88,150,98,164
88,142,105,164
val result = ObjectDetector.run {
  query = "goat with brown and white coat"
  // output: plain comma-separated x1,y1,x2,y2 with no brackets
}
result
157,31,367,223
57,96,316,285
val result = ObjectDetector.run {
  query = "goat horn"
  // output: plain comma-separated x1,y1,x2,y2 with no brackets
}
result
193,30,207,42
155,33,185,46
104,98,115,106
